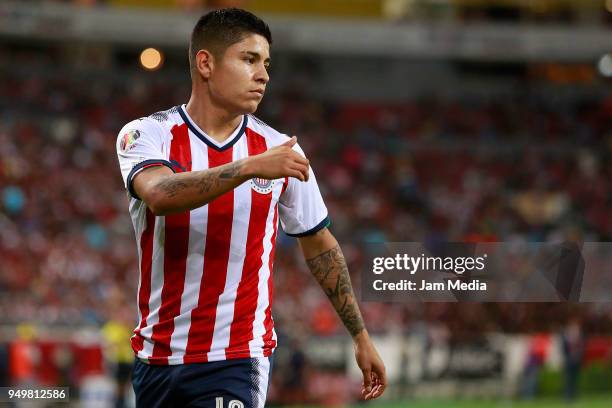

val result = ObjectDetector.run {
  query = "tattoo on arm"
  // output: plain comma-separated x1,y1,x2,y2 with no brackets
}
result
219,162,242,179
157,161,244,198
306,244,365,337
157,178,192,198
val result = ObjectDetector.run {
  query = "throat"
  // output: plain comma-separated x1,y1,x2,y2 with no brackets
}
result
184,103,244,144
206,116,244,143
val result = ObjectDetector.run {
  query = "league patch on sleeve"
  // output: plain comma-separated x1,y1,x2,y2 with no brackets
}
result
120,129,141,152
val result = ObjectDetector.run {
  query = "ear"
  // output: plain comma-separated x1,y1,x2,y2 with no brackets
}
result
195,49,214,79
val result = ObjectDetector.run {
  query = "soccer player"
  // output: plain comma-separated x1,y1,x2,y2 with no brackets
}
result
116,8,386,407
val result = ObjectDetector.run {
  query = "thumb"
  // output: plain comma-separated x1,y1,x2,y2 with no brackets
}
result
281,136,297,148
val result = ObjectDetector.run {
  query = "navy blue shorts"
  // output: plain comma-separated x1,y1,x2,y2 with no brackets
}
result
132,356,273,408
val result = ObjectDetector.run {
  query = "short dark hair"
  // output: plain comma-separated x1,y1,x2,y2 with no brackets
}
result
189,8,272,71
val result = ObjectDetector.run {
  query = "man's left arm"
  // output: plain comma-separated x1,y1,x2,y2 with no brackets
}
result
298,227,387,400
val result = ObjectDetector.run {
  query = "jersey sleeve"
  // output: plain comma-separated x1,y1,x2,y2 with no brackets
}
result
278,143,330,237
116,118,174,200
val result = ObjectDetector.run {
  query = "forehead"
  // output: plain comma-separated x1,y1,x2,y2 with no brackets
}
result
227,33,270,58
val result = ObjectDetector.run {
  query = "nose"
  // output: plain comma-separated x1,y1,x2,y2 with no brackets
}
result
255,63,269,84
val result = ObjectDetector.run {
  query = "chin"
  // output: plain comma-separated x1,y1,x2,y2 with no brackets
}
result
241,102,260,114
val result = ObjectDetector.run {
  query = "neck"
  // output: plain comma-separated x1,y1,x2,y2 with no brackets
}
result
185,93,243,143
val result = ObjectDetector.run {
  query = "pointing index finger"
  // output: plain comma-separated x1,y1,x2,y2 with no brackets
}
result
281,135,297,148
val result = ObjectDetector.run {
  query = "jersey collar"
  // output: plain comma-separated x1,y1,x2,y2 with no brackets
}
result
178,104,247,152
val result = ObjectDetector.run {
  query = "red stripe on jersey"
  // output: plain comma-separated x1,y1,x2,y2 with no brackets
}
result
131,209,155,353
150,124,192,363
185,146,234,360
226,129,271,358
262,203,279,356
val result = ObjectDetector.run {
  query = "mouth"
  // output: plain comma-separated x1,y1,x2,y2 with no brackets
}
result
250,89,265,97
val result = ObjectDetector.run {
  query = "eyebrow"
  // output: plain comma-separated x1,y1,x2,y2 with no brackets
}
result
242,51,271,64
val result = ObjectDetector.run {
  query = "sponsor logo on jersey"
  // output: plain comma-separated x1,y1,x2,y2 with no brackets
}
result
250,178,276,194
120,130,141,152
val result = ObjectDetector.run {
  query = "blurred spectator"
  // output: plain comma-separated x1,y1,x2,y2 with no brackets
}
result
101,301,134,408
520,334,551,400
561,318,585,402
8,325,40,387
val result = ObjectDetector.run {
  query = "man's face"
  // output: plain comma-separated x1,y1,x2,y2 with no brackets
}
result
208,34,270,115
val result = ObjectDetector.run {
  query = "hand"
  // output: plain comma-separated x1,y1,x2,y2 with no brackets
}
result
354,331,387,400
245,136,310,181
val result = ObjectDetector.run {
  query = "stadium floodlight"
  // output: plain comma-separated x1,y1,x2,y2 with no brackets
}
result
140,47,164,71
597,54,612,77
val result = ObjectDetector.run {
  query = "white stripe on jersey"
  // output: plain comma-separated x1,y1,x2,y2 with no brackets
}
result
138,216,166,360
131,200,145,341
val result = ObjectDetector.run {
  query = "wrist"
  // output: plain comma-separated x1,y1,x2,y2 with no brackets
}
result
352,328,370,345
240,157,257,179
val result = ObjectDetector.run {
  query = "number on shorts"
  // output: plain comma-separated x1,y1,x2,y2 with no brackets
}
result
216,397,244,408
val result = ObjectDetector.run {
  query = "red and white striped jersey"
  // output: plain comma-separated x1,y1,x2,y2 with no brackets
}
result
116,105,329,365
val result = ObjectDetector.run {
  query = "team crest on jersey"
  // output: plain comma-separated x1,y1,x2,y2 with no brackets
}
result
120,129,140,152
250,178,276,194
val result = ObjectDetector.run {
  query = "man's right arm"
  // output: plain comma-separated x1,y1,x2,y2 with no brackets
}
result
133,136,308,216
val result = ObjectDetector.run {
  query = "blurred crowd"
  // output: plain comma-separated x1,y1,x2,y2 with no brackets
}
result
1,53,612,330
0,50,611,403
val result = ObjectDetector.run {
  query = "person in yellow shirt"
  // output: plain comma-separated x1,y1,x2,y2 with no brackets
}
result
102,303,134,408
